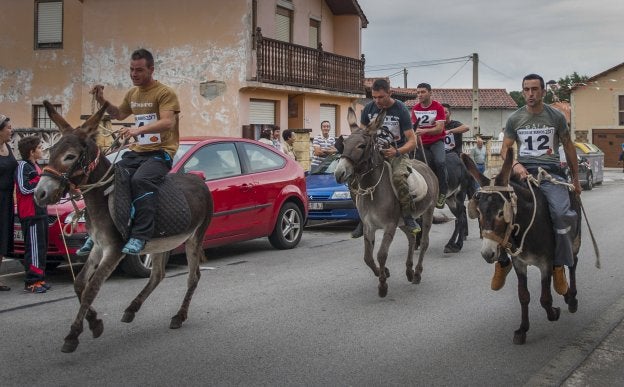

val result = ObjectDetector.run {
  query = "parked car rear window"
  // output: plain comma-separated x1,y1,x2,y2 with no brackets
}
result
182,142,242,180
240,142,286,173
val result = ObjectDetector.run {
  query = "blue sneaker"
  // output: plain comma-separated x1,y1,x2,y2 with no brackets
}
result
402,216,421,235
76,237,94,256
122,238,145,255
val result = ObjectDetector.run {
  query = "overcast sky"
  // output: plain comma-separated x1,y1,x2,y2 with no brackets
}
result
358,0,624,92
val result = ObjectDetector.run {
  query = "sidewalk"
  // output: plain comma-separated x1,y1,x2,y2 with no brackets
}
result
525,294,624,387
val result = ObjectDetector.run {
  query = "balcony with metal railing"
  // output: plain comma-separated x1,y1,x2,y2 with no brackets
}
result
254,28,365,95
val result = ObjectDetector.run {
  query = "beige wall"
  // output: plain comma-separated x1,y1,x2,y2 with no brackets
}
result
333,15,362,59
81,0,250,137
572,66,624,139
0,0,365,140
0,0,84,127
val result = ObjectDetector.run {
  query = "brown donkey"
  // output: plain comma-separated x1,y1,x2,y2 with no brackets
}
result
462,149,581,344
34,101,213,352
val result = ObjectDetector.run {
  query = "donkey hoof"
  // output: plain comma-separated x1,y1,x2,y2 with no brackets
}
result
548,307,561,322
121,311,135,323
406,269,414,282
90,319,104,338
567,298,578,313
513,330,526,345
378,283,388,298
444,245,460,253
170,315,184,329
412,273,421,284
61,339,79,353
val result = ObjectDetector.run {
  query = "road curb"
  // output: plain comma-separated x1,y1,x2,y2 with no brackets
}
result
524,294,624,386
0,258,23,276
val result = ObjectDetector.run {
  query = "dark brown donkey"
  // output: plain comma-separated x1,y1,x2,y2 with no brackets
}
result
34,101,213,352
462,149,581,344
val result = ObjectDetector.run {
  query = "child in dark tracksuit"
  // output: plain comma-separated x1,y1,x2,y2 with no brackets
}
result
15,136,49,293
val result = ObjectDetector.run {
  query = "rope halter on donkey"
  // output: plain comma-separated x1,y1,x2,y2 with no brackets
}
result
474,166,577,257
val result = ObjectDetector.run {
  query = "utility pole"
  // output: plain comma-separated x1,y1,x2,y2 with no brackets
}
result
471,53,480,136
403,68,408,88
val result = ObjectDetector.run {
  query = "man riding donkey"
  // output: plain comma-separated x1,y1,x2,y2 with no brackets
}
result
78,48,180,256
491,73,581,295
411,83,448,209
358,79,421,234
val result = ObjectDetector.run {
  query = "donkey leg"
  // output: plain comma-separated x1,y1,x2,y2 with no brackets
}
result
363,231,380,277
376,229,396,298
404,231,416,283
63,253,122,353
565,256,579,313
412,210,433,284
170,238,204,329
513,267,530,345
122,252,169,323
74,255,104,339
540,273,560,322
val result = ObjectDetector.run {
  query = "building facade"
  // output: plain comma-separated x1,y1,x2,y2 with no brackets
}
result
0,0,368,168
571,62,624,167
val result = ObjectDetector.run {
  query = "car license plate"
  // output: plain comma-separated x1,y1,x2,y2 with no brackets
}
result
14,229,23,242
309,202,323,210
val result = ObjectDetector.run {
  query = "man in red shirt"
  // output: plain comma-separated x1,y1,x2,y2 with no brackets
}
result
411,83,447,208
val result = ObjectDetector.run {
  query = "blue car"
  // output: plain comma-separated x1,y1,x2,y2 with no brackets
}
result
306,154,359,222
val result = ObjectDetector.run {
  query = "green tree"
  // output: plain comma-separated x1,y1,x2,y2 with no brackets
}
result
551,72,589,102
509,90,525,107
508,72,589,105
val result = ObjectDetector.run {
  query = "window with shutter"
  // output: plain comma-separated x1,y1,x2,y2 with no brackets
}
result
275,7,292,43
250,100,276,125
35,0,63,49
309,19,320,49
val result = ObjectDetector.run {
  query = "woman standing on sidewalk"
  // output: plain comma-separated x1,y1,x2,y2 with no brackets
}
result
0,114,17,291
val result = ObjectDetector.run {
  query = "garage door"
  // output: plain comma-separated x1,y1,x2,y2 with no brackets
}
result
592,129,624,167
320,104,337,137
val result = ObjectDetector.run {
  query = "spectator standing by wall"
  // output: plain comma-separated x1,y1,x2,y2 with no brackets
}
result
15,136,49,293
0,114,17,291
470,136,487,174
311,121,336,170
281,129,297,160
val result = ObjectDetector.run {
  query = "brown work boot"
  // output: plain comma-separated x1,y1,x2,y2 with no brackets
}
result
553,266,569,295
491,261,512,291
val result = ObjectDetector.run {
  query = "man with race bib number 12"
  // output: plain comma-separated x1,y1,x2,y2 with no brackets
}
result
88,48,181,255
411,83,448,209
491,73,581,295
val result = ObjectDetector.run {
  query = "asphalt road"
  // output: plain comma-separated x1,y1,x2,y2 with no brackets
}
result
1,172,623,386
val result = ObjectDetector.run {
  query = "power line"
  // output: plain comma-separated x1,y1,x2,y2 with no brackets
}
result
439,58,472,87
479,59,514,80
365,55,472,72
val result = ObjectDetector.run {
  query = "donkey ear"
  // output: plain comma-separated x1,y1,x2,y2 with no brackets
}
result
79,101,109,141
367,109,386,135
461,153,489,187
43,100,73,134
494,148,514,186
347,107,360,133
335,135,344,154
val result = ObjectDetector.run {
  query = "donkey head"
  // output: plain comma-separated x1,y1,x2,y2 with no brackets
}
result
34,100,109,206
461,149,517,262
334,107,385,184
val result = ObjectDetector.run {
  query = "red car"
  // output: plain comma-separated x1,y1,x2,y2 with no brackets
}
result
13,137,308,277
